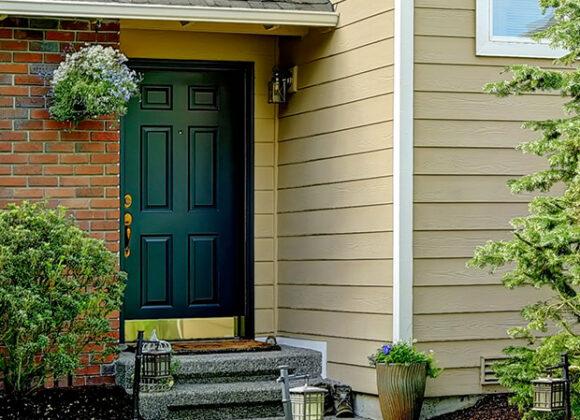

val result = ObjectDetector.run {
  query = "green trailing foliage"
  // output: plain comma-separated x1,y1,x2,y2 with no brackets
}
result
368,342,442,379
49,45,140,123
469,1,580,417
0,202,126,396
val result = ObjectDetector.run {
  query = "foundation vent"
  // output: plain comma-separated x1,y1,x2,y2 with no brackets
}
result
480,357,508,385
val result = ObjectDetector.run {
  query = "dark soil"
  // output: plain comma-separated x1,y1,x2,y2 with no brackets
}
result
0,386,134,420
432,394,522,420
0,386,521,420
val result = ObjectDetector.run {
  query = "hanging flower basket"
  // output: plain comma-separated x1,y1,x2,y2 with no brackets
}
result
49,45,140,123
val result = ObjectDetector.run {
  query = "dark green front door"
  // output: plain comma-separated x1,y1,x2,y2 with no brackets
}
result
121,64,248,325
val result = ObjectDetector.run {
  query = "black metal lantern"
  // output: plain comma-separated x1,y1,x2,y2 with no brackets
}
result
268,67,292,104
532,353,571,419
532,377,566,412
139,330,173,393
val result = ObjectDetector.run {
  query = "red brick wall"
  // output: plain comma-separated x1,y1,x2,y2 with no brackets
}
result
0,17,121,386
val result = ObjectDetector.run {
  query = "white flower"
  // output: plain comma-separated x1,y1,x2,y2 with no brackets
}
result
50,45,140,123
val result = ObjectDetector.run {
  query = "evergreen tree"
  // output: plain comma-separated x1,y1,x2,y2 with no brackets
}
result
469,0,580,416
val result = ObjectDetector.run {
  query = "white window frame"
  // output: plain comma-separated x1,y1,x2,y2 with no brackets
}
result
476,0,566,58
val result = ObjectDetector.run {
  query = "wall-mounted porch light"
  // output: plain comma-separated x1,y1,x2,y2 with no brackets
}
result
268,67,293,104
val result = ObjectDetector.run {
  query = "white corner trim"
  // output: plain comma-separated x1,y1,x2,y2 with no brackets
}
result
392,0,414,343
256,336,328,378
0,0,339,27
476,0,565,58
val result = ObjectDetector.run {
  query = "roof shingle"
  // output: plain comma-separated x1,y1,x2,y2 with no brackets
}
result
67,0,334,12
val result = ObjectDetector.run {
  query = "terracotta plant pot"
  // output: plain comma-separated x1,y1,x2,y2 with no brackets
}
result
376,363,427,420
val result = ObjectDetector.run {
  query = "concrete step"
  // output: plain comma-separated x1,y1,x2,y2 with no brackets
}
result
133,380,291,419
116,345,322,390
116,345,324,420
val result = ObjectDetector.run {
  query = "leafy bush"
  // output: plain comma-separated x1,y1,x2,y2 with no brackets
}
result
469,1,580,417
369,342,442,379
49,45,140,123
0,202,126,395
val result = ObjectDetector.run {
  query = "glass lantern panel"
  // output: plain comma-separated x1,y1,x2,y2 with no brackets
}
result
551,382,565,410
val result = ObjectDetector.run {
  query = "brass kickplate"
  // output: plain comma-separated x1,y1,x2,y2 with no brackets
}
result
124,317,237,342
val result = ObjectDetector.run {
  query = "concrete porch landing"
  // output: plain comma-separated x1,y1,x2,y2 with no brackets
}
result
116,345,324,419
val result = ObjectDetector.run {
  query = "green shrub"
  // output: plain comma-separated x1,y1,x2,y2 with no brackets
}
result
0,202,126,395
369,342,442,379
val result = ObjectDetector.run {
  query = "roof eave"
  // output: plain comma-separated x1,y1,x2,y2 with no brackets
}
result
0,0,339,27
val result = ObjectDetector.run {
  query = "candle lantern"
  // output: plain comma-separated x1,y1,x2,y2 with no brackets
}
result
289,382,326,420
140,330,173,393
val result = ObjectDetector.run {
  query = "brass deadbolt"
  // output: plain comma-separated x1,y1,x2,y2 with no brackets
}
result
124,194,133,208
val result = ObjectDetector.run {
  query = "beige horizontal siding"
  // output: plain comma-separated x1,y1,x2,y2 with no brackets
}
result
278,177,392,213
415,312,526,342
297,39,394,89
278,309,392,341
278,260,392,287
278,95,392,141
413,2,562,397
415,120,535,148
415,259,504,286
415,148,547,175
414,203,528,230
414,286,546,314
278,205,392,236
278,149,392,189
278,285,392,314
414,175,539,203
277,0,394,395
279,122,392,165
279,232,393,261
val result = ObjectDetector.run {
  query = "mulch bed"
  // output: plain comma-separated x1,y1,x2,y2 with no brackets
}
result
0,386,134,420
0,386,521,420
432,394,521,420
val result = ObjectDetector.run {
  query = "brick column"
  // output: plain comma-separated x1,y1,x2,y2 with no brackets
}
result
0,17,122,386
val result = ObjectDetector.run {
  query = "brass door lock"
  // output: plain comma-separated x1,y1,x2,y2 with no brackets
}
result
124,212,133,258
124,194,133,209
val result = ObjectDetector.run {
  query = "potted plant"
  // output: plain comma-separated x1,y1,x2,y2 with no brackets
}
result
369,342,441,420
49,44,140,123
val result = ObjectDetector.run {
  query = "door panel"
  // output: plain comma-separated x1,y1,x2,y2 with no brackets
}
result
141,236,172,307
189,128,217,208
122,67,246,323
141,127,172,210
188,235,217,304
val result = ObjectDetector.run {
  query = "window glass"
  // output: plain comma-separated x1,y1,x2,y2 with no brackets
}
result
492,0,554,38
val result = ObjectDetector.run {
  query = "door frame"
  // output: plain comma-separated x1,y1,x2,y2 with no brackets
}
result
119,59,255,341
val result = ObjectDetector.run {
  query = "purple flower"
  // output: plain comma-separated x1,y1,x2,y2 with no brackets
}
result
382,344,392,355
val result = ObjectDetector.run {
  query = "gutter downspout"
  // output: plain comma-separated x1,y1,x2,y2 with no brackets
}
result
392,0,414,343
